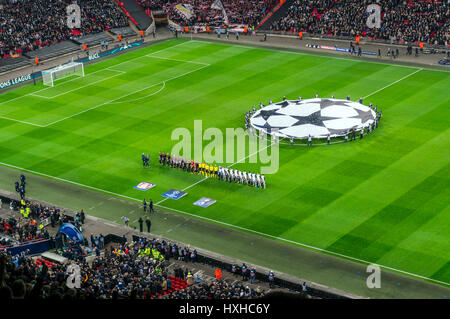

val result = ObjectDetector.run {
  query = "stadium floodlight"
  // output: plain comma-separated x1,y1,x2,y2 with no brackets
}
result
41,61,84,87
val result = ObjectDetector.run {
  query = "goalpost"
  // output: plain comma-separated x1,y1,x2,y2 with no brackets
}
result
42,61,85,87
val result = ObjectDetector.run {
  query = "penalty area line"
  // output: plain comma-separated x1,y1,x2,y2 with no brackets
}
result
0,116,45,127
43,63,209,127
109,81,165,105
0,159,448,287
30,69,125,99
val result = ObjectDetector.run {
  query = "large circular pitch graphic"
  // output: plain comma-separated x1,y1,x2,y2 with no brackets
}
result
250,98,376,139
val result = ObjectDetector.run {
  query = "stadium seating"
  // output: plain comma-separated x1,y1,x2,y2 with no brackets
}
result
265,0,448,45
35,257,56,270
0,0,129,58
137,0,279,27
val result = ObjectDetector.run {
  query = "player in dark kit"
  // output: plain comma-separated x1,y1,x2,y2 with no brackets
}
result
141,153,147,168
149,199,154,213
144,153,151,167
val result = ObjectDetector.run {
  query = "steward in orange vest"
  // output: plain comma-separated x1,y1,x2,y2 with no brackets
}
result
215,268,222,279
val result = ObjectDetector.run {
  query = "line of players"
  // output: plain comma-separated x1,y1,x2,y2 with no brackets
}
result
158,152,266,189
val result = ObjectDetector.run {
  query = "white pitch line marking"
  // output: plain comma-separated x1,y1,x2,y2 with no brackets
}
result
144,55,210,66
109,81,165,104
0,68,122,104
363,68,423,99
0,116,45,127
43,63,209,127
30,69,125,99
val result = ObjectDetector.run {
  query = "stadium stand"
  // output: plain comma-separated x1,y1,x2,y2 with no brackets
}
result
0,193,269,299
71,32,113,47
0,234,266,299
0,56,29,73
265,0,448,45
137,0,279,27
22,41,81,61
0,0,129,59
115,0,154,30
110,26,139,38
0,215,51,247
0,192,346,299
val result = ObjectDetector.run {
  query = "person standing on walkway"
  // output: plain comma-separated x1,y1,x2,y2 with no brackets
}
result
138,217,143,232
149,199,154,213
80,210,85,224
268,270,275,288
123,216,129,227
145,217,151,233
250,267,256,284
241,263,248,281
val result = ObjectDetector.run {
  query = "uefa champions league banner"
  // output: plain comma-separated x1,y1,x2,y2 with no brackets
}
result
0,72,41,90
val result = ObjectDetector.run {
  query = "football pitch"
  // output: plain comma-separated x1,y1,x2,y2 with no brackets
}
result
0,38,449,286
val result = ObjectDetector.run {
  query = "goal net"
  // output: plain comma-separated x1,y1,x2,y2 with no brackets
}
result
42,61,84,87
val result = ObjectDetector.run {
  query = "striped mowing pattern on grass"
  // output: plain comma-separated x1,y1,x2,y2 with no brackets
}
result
0,39,448,286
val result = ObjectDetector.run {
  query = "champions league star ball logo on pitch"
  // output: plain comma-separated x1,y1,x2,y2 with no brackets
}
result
250,98,376,139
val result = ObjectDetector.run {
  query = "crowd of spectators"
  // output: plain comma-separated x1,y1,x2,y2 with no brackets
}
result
137,0,278,27
0,0,129,58
269,0,448,45
0,215,50,248
163,280,265,299
0,233,266,299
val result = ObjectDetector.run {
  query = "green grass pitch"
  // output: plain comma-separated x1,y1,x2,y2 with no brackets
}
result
0,39,448,286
